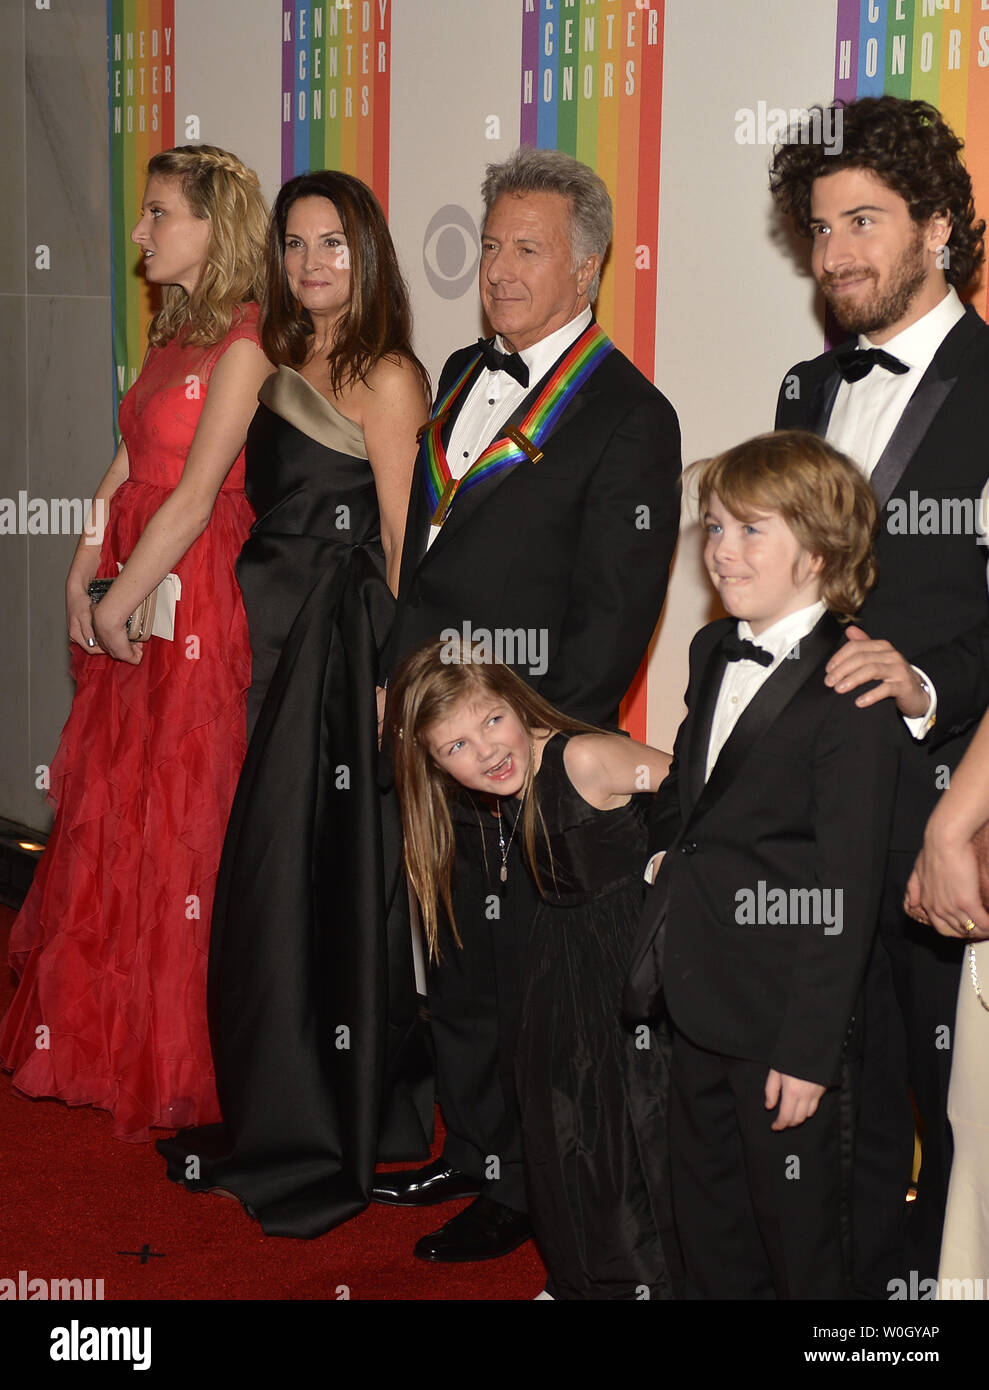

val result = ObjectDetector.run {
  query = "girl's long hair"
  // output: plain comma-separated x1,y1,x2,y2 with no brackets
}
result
145,145,268,346
261,169,429,398
390,638,599,960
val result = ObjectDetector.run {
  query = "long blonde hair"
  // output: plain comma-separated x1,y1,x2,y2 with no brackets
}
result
145,145,268,346
391,638,599,960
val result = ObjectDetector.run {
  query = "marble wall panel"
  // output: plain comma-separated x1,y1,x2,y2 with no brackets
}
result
26,293,113,821
0,1,26,298
0,294,36,828
25,0,109,298
1,0,110,832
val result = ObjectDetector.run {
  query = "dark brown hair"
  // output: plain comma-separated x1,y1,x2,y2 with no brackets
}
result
769,96,985,291
689,430,878,620
261,169,429,396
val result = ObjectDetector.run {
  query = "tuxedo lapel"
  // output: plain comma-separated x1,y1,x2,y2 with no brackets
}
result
814,307,983,510
406,354,487,570
423,376,548,561
626,613,843,1025
406,476,434,572
416,333,603,565
868,306,982,509
810,370,842,436
685,639,728,813
683,614,843,830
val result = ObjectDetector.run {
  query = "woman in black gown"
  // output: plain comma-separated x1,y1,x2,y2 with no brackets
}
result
391,640,682,1300
158,172,432,1237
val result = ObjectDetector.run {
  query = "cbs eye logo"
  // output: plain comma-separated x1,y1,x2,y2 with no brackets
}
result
422,205,481,300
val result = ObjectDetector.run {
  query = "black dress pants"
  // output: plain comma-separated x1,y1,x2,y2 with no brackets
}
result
670,1029,854,1300
427,817,538,1214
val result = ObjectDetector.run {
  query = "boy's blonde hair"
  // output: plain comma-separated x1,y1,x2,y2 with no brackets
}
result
689,430,878,619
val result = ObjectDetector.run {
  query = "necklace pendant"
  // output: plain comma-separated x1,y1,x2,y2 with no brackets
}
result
500,864,508,883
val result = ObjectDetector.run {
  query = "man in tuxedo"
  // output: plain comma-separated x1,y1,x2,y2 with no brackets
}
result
372,146,681,1262
770,95,989,1295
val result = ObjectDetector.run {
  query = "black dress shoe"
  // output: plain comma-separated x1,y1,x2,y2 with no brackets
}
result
371,1158,480,1207
413,1196,531,1263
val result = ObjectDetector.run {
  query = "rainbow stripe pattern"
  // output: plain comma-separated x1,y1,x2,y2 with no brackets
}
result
519,0,667,738
280,0,391,205
107,0,176,426
421,321,614,523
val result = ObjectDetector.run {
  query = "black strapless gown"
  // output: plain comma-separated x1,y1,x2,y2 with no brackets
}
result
516,734,681,1299
157,366,431,1237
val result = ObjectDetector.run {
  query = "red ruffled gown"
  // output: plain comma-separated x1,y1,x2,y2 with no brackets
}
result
0,305,260,1141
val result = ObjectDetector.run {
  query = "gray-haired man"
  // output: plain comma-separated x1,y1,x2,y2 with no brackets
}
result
373,147,681,1266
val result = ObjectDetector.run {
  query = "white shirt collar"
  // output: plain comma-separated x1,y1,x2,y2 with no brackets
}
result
859,285,965,370
737,600,827,664
494,306,593,384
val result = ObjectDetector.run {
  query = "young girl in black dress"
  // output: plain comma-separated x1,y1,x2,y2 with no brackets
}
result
391,637,681,1300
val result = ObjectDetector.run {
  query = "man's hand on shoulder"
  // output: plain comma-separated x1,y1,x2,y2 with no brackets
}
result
824,625,931,719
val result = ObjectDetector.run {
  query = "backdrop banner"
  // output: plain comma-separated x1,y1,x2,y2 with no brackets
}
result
108,0,176,416
521,0,666,738
97,0,988,755
280,0,391,200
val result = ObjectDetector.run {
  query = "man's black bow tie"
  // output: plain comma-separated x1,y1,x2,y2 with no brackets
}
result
719,630,774,667
833,344,910,383
478,338,529,388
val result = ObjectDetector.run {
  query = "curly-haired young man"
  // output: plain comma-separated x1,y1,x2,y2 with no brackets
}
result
771,95,989,1299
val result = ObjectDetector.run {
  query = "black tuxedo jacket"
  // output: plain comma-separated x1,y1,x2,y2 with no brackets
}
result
776,306,989,848
381,332,681,726
634,614,901,1087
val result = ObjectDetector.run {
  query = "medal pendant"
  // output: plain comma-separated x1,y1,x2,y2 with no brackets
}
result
431,477,460,528
504,424,544,465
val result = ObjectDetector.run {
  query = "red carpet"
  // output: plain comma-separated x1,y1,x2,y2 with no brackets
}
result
0,906,545,1301
1,903,971,1357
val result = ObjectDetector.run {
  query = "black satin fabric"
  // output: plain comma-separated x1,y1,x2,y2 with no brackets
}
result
516,734,681,1299
157,380,431,1237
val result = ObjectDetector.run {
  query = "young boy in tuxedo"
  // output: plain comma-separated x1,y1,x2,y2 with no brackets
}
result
630,430,901,1299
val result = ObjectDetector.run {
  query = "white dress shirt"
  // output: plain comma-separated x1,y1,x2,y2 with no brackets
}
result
706,603,826,779
826,287,965,473
644,604,826,884
825,288,971,739
425,307,593,550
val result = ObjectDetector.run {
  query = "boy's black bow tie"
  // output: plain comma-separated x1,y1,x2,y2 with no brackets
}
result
833,344,910,383
719,631,774,667
478,338,529,388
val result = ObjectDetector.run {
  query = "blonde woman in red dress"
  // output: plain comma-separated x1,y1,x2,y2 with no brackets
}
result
0,145,272,1141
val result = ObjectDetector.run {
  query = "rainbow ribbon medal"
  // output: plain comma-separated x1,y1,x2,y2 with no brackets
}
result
419,321,614,528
